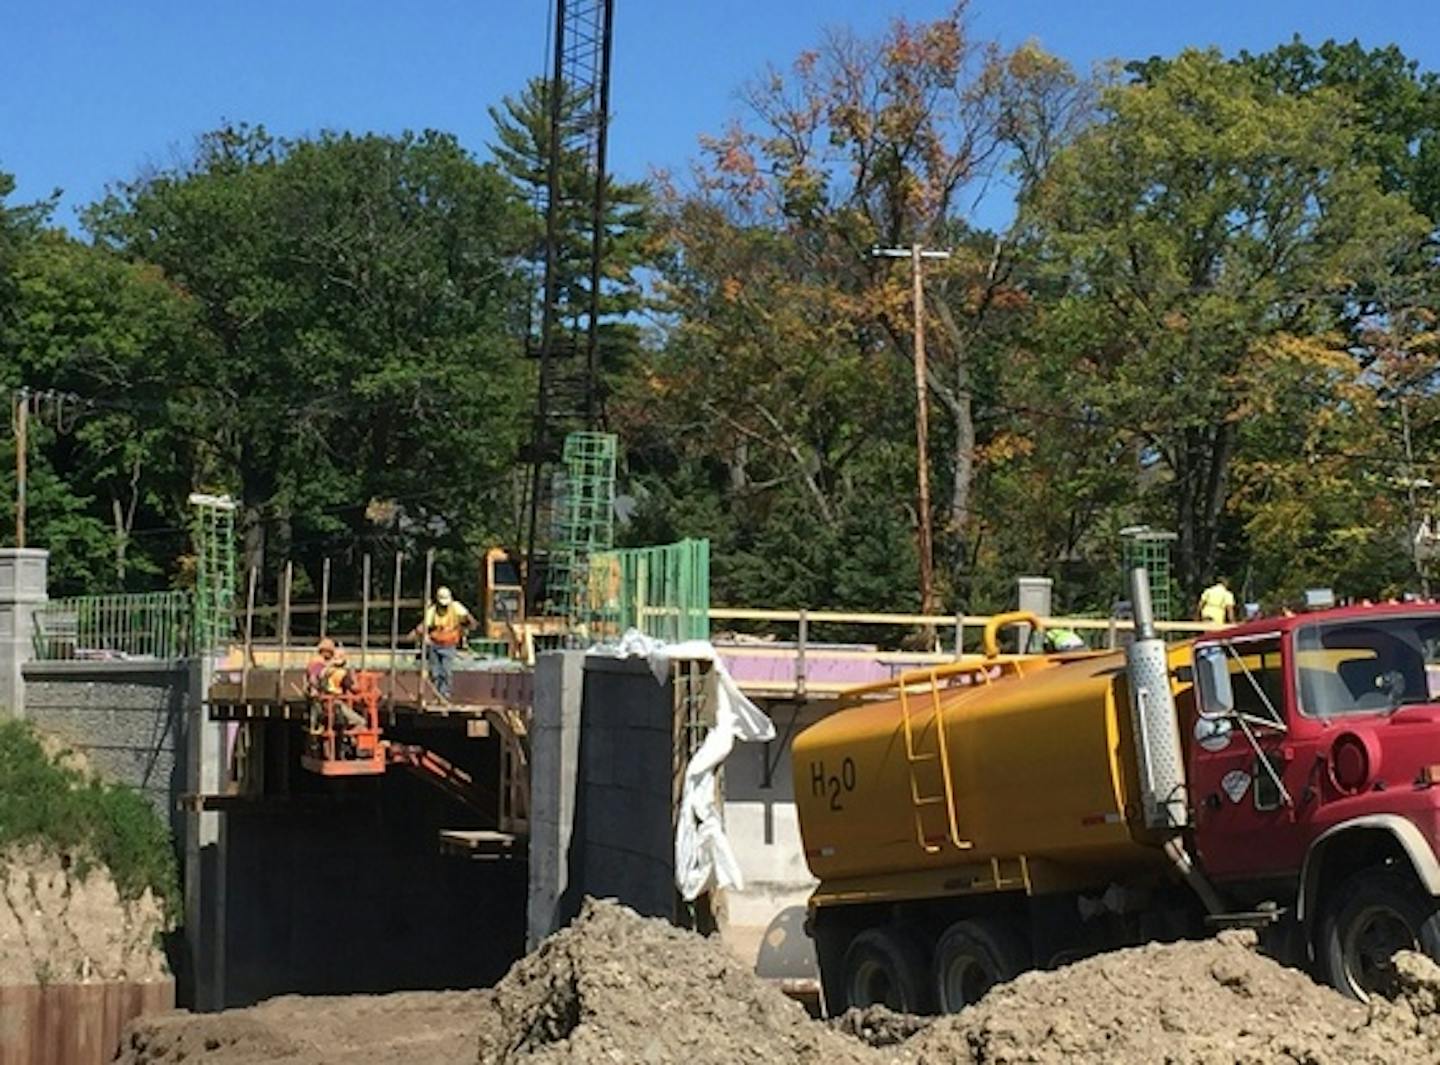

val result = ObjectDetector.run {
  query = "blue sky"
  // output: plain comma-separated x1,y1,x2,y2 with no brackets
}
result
4,0,1440,231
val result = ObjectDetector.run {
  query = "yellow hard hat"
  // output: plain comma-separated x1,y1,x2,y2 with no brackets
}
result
436,586,454,606
317,637,336,656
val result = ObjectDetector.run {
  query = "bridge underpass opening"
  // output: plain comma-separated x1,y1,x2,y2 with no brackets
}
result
200,717,527,1008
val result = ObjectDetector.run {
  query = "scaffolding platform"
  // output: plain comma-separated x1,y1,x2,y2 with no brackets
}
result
206,661,532,723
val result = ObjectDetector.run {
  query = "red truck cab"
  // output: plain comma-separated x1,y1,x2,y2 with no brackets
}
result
1188,603,1440,998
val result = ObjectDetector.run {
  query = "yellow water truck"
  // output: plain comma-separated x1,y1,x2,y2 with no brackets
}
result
794,571,1222,1014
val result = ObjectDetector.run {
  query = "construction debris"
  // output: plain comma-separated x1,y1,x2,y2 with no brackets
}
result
118,901,1440,1065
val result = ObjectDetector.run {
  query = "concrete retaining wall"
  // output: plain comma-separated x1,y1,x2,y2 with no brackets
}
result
722,701,823,982
560,655,677,924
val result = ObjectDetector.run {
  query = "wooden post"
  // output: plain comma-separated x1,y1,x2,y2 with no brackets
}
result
420,548,435,709
360,553,371,671
276,562,292,704
796,609,808,699
388,552,402,714
14,388,26,549
911,244,935,618
240,567,258,703
319,557,331,641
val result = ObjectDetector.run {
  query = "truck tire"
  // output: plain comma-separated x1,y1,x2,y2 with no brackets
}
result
932,918,1030,1014
839,927,931,1014
1317,866,1440,1001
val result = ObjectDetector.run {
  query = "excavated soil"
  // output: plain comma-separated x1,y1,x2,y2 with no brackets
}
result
0,846,167,985
118,900,1440,1065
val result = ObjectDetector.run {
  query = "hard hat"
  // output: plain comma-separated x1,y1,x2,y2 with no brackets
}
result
436,586,453,606
317,637,336,655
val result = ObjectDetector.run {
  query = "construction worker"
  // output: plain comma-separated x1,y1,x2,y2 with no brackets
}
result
1197,577,1236,626
1044,626,1086,652
306,637,337,694
306,640,365,741
413,586,474,700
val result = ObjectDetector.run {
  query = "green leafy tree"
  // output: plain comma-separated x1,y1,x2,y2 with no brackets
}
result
85,126,532,590
5,231,209,591
626,6,1086,612
1022,49,1429,595
488,78,652,409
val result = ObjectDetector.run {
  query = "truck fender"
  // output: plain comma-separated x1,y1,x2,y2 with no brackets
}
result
1296,814,1440,926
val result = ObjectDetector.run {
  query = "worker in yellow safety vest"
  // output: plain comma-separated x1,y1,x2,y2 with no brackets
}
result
1197,577,1236,625
411,586,474,700
306,642,365,740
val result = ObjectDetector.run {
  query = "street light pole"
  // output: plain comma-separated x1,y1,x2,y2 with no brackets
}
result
873,244,951,617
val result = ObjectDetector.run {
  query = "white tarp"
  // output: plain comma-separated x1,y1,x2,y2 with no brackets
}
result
592,630,775,901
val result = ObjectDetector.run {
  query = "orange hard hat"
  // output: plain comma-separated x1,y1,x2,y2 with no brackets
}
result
317,637,336,655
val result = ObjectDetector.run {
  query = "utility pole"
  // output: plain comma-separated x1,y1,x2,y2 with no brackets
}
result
873,244,951,616
1401,398,1432,597
13,388,27,549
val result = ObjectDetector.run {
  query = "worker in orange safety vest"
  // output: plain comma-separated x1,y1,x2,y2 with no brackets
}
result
411,586,474,700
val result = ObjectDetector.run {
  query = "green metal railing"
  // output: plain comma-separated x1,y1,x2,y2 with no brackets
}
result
588,538,710,644
32,591,194,661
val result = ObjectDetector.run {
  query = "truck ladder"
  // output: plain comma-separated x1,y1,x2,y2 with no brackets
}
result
898,667,972,853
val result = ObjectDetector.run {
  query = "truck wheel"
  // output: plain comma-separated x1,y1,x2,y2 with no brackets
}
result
839,927,930,1014
1318,866,1440,1001
932,918,1029,1014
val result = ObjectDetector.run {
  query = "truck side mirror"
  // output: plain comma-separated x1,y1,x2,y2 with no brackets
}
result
1195,645,1235,719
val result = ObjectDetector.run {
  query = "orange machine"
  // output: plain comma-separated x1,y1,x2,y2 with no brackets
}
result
298,670,497,820
302,671,386,776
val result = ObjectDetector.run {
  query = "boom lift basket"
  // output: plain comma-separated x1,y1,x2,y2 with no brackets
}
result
302,671,386,777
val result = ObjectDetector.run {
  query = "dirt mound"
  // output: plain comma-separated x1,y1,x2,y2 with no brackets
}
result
833,1005,934,1048
0,846,167,984
117,989,491,1065
477,897,877,1063
114,901,1440,1065
904,930,1440,1064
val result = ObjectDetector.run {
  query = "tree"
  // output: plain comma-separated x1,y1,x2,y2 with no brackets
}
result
488,78,652,409
85,125,532,589
1021,50,1429,594
1237,39,1440,224
627,5,1086,611
5,231,209,590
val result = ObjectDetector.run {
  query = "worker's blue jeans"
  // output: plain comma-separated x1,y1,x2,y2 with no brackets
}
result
427,644,457,699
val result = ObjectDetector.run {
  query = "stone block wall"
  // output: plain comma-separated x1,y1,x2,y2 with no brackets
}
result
22,659,197,838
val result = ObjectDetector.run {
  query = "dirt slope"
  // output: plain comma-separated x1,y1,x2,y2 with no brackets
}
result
117,900,1440,1065
0,846,167,985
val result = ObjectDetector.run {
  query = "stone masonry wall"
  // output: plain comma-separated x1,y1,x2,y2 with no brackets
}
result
22,660,196,839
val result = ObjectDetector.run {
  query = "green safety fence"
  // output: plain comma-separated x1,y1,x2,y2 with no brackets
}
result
587,538,710,644
32,591,195,661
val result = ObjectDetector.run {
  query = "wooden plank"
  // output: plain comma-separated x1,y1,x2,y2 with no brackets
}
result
438,829,525,860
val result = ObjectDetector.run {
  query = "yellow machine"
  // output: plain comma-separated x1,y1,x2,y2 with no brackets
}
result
477,547,569,657
793,600,1216,1016
794,643,1184,897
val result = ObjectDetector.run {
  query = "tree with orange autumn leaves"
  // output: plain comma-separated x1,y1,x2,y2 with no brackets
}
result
621,12,1440,614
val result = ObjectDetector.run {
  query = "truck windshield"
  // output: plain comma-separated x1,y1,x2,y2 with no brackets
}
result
1295,616,1440,717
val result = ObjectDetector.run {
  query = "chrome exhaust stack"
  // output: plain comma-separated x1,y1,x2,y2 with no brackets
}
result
1126,567,1189,831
